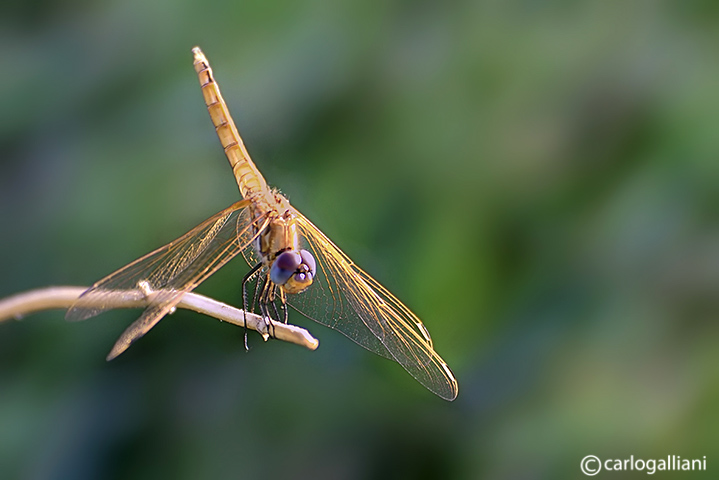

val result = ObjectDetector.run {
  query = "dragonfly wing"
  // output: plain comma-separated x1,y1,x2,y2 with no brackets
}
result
66,200,266,358
289,208,459,401
104,289,182,360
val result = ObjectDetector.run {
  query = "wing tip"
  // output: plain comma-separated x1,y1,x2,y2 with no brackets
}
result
106,328,135,361
435,361,459,401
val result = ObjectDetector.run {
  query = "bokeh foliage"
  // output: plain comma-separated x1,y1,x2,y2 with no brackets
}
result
1,1,718,479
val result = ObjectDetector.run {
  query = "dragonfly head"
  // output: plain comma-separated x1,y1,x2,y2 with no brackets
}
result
270,249,316,294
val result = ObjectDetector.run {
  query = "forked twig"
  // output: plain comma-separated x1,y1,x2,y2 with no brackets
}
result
0,286,319,353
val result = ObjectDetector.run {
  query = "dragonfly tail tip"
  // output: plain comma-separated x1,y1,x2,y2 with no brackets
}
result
192,46,205,62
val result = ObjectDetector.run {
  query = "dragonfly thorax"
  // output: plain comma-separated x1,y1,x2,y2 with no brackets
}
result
252,192,316,295
253,193,297,262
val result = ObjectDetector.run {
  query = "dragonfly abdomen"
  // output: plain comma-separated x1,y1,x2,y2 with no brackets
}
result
192,47,268,199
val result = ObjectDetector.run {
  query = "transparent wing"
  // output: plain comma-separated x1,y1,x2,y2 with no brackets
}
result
66,199,267,359
289,208,459,401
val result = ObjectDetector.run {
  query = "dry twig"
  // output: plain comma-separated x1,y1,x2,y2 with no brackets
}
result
0,286,319,354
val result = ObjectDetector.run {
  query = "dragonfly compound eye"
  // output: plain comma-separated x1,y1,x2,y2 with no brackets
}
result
283,249,316,294
299,249,316,276
270,251,302,285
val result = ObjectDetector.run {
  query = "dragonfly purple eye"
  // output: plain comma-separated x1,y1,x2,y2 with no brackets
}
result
270,251,301,285
299,249,316,275
271,249,315,294
283,249,315,294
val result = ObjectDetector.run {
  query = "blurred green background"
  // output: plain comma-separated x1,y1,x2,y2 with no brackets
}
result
1,0,718,479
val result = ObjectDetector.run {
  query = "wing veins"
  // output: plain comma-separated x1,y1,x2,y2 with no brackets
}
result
289,209,458,400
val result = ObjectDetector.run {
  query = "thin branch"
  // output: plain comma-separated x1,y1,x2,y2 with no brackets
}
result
0,286,319,352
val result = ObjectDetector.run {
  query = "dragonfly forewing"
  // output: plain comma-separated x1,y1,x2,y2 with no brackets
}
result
66,200,268,358
288,208,459,401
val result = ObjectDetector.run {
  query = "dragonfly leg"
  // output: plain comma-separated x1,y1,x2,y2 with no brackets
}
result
270,299,282,331
279,290,288,324
257,278,277,339
241,263,263,351
250,270,262,313
259,300,275,338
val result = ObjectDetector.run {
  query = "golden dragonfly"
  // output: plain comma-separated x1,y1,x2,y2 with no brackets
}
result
66,47,459,401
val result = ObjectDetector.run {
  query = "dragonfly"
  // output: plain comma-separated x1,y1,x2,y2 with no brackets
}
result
66,47,459,401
